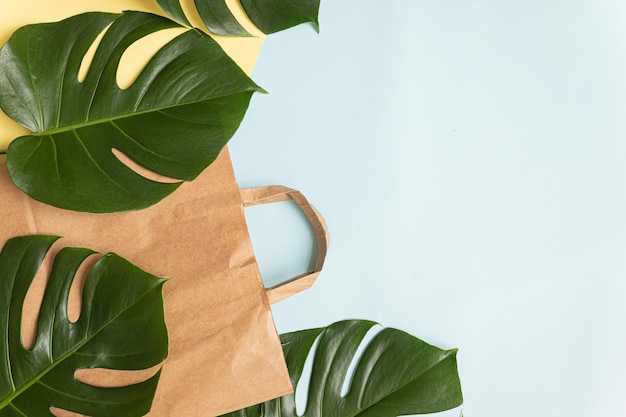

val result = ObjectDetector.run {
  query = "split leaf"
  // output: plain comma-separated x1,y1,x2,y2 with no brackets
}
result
0,235,168,417
156,0,252,36
220,320,463,417
0,11,263,213
155,0,320,36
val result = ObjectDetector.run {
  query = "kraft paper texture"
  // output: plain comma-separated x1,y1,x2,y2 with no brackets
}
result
0,150,294,416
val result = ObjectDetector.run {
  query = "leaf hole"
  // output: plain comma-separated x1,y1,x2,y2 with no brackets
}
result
224,0,265,35
340,325,383,398
111,148,181,184
50,407,82,417
177,0,264,37
67,254,102,324
78,24,111,84
293,326,383,414
21,247,102,350
179,0,204,28
74,364,162,388
294,333,321,416
21,246,58,351
117,27,186,90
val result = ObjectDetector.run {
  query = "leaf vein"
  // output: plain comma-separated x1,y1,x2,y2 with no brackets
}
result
25,35,44,130
37,379,126,405
42,88,257,136
353,349,458,416
54,54,69,130
70,129,143,192
8,402,28,417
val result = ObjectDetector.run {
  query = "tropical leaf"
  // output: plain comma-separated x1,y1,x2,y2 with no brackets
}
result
0,235,168,417
155,0,320,36
156,0,252,36
0,11,263,213
240,0,321,34
220,320,463,417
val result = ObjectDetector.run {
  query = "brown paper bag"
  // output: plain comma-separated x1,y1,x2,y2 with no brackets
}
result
0,148,328,416
240,185,329,304
0,1,330,415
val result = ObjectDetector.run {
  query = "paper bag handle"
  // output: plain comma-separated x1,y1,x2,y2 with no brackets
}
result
240,186,329,304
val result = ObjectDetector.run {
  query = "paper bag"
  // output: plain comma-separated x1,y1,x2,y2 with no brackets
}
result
240,185,329,304
0,148,328,416
0,1,329,414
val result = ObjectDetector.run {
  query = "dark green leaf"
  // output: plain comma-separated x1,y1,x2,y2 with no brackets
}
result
240,0,320,34
0,11,263,213
154,0,319,36
155,0,192,27
0,235,168,417
155,0,250,36
220,320,463,417
193,0,253,36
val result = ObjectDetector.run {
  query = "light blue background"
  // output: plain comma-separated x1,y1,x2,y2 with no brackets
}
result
229,2,626,416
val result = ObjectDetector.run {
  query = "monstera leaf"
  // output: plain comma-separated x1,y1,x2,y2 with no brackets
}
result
220,320,463,417
240,0,320,34
155,0,252,36
156,0,320,36
0,235,168,416
0,11,262,213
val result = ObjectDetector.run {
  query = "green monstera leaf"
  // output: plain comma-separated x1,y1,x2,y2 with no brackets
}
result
0,11,263,213
155,0,252,36
155,0,320,36
0,235,168,416
220,320,463,417
240,0,320,34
